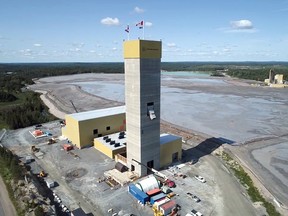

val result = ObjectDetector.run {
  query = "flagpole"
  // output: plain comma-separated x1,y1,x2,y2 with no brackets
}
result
143,20,145,39
125,24,130,41
128,24,130,41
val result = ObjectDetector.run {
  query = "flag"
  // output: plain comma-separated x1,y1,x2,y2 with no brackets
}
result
136,21,144,29
125,25,129,33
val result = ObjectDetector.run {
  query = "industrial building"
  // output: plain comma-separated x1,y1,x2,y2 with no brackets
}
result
264,69,288,88
94,131,182,169
62,106,126,149
124,40,162,176
62,39,182,178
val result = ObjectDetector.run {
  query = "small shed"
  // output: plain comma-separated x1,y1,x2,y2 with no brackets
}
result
33,130,43,136
135,175,160,193
160,200,176,216
63,144,73,151
46,179,55,188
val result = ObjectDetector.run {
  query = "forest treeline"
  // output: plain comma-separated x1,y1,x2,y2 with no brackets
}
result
0,62,287,129
0,92,55,129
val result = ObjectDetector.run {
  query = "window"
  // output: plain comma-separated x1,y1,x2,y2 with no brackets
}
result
106,126,110,131
131,165,135,171
147,160,154,174
93,129,98,135
172,152,178,162
147,102,156,120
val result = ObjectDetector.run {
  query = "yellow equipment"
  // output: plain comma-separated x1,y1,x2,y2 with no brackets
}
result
38,171,47,177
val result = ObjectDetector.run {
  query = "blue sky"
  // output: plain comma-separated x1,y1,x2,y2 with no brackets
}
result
0,0,288,63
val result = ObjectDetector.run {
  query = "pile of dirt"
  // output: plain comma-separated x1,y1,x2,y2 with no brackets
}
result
65,168,88,183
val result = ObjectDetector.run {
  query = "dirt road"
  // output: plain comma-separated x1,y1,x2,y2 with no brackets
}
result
0,176,17,216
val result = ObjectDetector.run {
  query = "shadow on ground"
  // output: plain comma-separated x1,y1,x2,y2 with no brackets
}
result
182,137,234,163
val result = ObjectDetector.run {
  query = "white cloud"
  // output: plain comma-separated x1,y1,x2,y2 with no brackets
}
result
69,48,81,52
89,50,96,53
20,49,32,56
72,42,85,48
230,19,253,30
112,47,117,51
101,17,120,26
33,43,42,47
145,22,152,27
134,6,144,13
167,43,176,47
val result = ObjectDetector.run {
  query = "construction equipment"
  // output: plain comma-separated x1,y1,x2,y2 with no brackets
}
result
132,158,176,188
48,138,57,145
38,171,47,177
31,145,40,153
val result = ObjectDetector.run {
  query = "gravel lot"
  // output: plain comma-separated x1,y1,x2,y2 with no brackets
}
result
3,72,288,215
1,122,261,216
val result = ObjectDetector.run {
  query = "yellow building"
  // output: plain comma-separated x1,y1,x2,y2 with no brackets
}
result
62,106,126,149
94,132,126,159
94,131,182,168
160,134,182,167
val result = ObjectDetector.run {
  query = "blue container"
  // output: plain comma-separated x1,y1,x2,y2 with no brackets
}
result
150,192,166,204
128,184,149,204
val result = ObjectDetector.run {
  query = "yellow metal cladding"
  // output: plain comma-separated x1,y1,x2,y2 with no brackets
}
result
124,40,162,59
94,139,113,158
62,115,80,147
94,139,126,159
160,139,182,167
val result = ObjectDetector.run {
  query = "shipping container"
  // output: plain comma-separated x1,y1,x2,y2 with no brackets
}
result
150,192,166,204
160,200,176,216
128,184,149,204
146,188,161,197
153,197,170,211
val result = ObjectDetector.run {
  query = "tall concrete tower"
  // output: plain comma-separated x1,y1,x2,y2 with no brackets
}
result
124,40,162,176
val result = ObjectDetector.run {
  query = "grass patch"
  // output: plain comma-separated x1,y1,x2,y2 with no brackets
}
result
221,151,281,216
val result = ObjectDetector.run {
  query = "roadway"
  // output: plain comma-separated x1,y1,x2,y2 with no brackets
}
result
0,176,17,216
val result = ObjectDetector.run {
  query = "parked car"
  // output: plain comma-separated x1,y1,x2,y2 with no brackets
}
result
192,195,201,203
195,175,206,183
191,209,203,216
187,192,201,203
165,179,176,188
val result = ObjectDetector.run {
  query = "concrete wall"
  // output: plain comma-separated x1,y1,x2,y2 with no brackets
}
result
62,113,125,149
160,138,182,167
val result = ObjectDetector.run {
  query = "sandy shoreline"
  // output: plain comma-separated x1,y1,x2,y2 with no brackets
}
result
0,176,17,216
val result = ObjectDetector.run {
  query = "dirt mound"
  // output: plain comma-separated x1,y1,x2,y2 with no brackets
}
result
65,168,88,183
